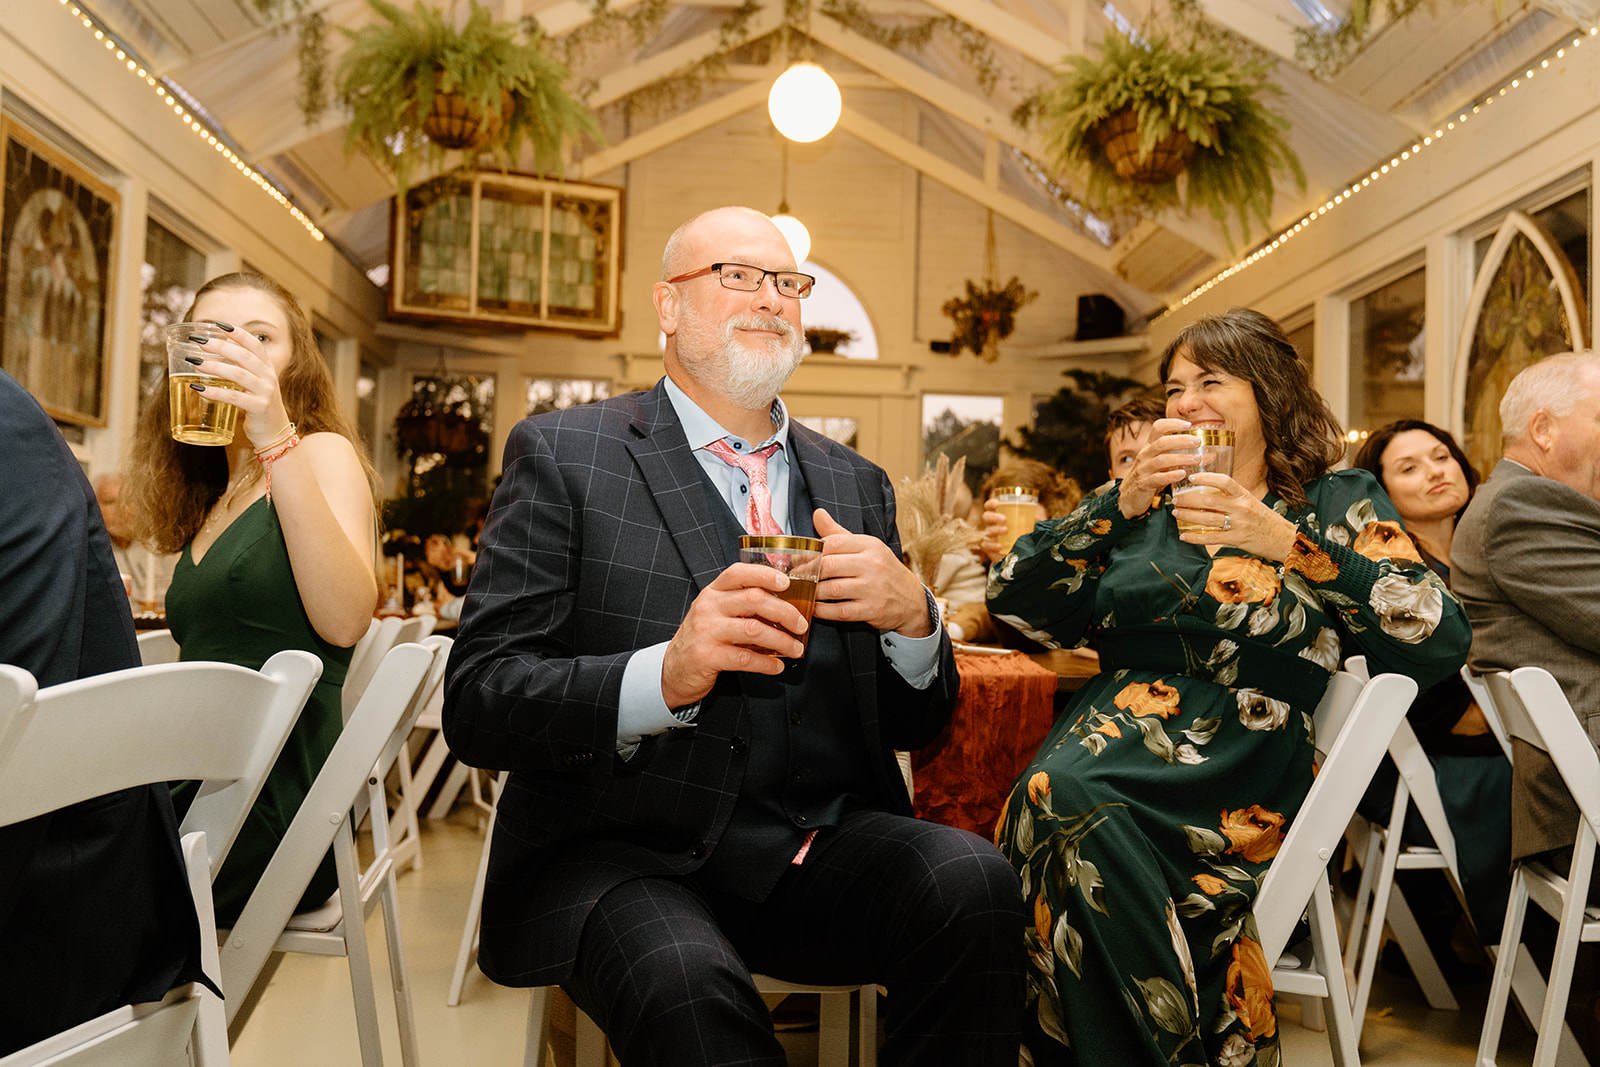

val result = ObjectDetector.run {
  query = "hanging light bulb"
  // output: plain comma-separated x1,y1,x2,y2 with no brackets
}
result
770,139,811,262
768,61,841,143
770,207,811,263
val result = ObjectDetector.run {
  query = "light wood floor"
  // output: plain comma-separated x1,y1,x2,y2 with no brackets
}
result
231,812,1544,1065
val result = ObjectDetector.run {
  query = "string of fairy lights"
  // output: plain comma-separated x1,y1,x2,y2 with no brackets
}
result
55,0,325,242
1166,22,1600,315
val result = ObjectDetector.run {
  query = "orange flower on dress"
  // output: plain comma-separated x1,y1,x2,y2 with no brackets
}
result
1225,936,1278,1040
1352,520,1423,564
1034,892,1052,944
1219,805,1287,863
1094,720,1123,739
1090,519,1113,535
1205,557,1280,605
1192,873,1229,895
1113,680,1183,719
1284,532,1339,583
1026,771,1051,806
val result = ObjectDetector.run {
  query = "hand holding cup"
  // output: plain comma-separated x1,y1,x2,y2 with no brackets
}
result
1118,417,1204,519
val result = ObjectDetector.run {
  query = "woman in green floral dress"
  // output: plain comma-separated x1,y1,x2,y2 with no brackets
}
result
986,309,1471,1066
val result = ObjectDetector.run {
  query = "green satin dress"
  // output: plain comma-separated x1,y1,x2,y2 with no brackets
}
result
168,497,352,926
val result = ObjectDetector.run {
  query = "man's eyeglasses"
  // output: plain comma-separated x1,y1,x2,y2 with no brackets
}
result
667,263,816,299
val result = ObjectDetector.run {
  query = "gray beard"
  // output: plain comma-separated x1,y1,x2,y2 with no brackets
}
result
681,309,804,409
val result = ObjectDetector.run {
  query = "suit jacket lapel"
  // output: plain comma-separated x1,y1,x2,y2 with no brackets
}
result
625,381,728,593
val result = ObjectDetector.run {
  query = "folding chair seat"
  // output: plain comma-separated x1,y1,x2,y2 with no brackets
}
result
1253,668,1416,1067
1477,667,1600,1067
219,640,441,1067
0,650,323,1066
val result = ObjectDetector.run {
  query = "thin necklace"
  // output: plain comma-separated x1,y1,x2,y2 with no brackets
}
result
204,466,259,533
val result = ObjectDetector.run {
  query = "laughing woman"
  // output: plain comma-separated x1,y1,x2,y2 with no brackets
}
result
987,308,1471,1066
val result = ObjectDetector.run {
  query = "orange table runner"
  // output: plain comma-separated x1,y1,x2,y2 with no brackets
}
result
912,652,1060,838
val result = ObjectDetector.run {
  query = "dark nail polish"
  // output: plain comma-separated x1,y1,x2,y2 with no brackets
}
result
210,321,235,332
189,382,206,393
187,334,209,344
184,355,204,366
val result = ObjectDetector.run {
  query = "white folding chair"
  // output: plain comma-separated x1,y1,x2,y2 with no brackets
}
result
136,628,180,666
0,651,323,1066
1255,668,1416,1067
342,616,404,723
1336,655,1459,1038
1477,667,1600,1067
220,641,438,1067
1460,665,1516,761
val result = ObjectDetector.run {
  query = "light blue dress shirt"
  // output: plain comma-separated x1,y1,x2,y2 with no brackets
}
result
615,376,942,748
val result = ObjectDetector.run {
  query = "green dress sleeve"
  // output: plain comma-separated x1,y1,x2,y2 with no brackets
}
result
986,480,1148,649
1282,468,1471,690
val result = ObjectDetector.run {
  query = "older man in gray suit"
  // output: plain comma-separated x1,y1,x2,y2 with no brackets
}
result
1452,351,1600,865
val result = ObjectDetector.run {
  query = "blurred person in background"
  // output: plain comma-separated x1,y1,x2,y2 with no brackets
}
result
94,471,177,613
1354,418,1510,959
127,271,377,924
1104,393,1165,480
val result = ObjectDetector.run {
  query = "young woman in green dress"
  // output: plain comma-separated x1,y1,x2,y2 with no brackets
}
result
985,308,1471,1066
129,272,377,923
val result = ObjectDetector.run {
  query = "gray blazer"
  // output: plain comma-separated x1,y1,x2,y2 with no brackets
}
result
1451,458,1600,860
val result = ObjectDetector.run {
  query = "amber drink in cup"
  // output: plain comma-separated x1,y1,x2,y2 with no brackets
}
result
1170,428,1235,532
166,322,243,445
993,487,1040,555
739,534,824,656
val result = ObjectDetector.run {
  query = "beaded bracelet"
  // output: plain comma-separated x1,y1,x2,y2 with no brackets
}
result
255,432,302,503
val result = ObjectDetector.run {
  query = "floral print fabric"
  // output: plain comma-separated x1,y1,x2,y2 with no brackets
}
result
989,468,1469,1066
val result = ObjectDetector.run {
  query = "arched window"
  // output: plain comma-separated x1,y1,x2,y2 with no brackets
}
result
800,261,878,359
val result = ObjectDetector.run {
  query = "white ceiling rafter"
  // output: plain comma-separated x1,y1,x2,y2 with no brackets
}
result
587,2,787,107
835,106,1161,311
914,0,1072,68
572,79,773,178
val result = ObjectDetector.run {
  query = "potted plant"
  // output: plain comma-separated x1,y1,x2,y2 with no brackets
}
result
804,327,856,355
1035,25,1302,244
336,0,596,192
941,276,1037,362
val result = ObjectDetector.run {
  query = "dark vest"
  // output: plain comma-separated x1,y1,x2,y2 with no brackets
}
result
694,457,876,900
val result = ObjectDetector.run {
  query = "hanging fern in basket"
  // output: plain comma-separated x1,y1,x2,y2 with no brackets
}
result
1037,27,1303,245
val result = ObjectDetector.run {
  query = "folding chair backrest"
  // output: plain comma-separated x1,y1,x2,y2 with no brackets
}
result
0,651,322,880
355,634,453,844
1490,668,1600,836
1256,669,1417,961
1462,667,1516,761
220,641,434,1004
341,616,404,723
136,629,180,666
395,615,435,645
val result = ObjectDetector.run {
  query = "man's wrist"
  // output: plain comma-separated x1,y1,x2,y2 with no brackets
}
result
894,585,939,638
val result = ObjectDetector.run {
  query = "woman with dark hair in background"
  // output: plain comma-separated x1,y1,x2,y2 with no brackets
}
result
128,271,378,923
988,308,1471,1065
1354,419,1511,951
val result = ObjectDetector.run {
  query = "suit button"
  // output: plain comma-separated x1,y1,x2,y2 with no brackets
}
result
730,736,748,754
689,843,707,859
789,711,802,725
795,814,808,826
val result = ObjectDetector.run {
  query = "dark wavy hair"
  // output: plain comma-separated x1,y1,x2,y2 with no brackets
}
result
1158,308,1344,509
1353,419,1479,521
128,272,376,554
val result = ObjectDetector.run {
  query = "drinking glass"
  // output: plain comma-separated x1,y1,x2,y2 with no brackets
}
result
1170,428,1236,532
739,534,824,657
166,322,242,445
992,487,1040,555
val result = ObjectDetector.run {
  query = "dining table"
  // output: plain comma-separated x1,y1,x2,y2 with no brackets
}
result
911,646,1099,838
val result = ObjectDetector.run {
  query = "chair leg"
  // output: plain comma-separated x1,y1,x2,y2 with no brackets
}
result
1343,820,1383,968
1477,869,1529,1067
1382,882,1459,1011
525,987,552,1067
1311,877,1361,1067
333,823,385,1067
1351,795,1407,1041
1504,944,1590,1067
378,867,421,1067
1533,850,1593,1067
859,986,880,1067
391,741,424,875
448,815,496,1006
575,1006,608,1067
818,990,851,1067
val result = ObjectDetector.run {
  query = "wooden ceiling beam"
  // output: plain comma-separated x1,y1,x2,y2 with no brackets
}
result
572,79,771,178
911,0,1072,70
587,3,785,108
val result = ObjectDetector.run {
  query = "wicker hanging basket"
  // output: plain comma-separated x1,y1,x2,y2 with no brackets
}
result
422,80,513,151
1093,108,1195,184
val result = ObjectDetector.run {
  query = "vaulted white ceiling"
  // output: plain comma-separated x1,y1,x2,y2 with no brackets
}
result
84,0,1597,313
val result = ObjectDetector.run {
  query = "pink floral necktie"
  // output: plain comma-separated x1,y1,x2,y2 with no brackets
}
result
704,439,784,535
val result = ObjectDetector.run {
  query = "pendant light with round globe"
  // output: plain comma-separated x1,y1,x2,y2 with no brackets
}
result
768,61,841,143
770,211,811,264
